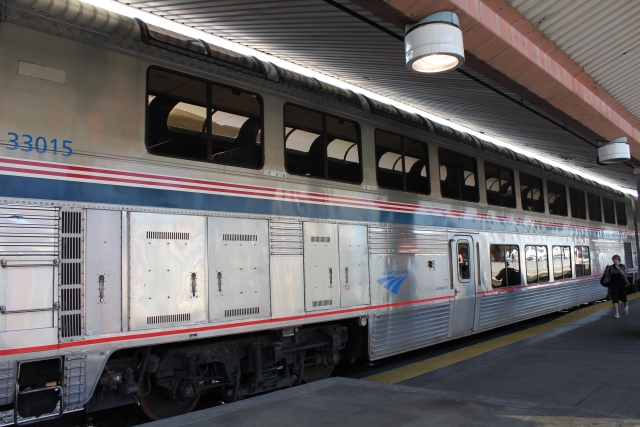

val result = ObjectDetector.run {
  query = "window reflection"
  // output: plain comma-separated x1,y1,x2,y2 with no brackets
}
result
490,244,521,288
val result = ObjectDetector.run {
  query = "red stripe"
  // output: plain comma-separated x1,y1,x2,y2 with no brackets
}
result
0,296,454,356
0,157,617,232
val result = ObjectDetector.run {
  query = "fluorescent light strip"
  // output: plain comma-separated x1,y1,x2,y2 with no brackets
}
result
81,0,635,196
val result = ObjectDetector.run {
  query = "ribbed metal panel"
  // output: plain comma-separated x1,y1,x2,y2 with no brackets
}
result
269,219,302,255
0,205,58,256
479,279,606,330
368,227,448,255
370,303,450,359
509,0,640,121
116,0,633,188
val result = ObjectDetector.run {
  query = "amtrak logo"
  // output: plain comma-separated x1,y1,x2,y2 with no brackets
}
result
377,270,409,294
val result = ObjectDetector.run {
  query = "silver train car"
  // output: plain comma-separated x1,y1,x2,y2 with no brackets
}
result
0,0,637,423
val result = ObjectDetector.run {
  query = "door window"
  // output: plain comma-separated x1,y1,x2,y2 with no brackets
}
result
457,241,471,281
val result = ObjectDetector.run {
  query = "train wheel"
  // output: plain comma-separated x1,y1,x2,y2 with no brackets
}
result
139,381,201,421
301,365,335,383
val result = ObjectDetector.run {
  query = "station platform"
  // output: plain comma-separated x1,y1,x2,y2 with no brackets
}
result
148,296,640,427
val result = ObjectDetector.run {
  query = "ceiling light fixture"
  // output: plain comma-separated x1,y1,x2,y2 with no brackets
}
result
598,137,631,164
405,12,464,73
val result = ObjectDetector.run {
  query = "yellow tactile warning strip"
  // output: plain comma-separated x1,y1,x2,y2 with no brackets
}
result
363,293,640,384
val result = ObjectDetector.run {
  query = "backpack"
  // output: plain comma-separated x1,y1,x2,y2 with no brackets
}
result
600,266,611,287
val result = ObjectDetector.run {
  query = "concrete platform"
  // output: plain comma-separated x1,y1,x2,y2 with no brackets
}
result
147,299,640,427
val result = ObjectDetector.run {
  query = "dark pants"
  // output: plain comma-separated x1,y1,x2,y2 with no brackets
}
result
611,285,628,304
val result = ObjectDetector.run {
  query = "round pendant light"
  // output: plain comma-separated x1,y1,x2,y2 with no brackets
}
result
405,11,465,73
598,137,631,164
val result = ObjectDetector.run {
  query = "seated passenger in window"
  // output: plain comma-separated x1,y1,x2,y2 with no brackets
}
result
495,263,521,287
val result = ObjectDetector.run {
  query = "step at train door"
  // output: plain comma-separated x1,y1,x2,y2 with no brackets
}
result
451,235,476,336
303,222,339,311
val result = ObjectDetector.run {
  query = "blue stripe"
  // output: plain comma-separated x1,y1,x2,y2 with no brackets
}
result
0,174,624,239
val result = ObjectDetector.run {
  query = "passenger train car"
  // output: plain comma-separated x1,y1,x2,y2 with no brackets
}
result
0,0,637,423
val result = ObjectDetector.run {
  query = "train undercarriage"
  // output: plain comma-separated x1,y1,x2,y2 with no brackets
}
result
84,321,362,420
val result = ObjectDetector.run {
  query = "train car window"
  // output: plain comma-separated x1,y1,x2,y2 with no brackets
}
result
602,197,616,224
519,172,544,213
547,180,568,216
147,68,263,169
552,245,572,279
569,187,587,219
284,104,362,184
485,162,516,208
375,130,430,195
616,201,627,226
574,246,591,277
490,244,521,288
587,193,602,222
439,148,479,202
525,245,549,284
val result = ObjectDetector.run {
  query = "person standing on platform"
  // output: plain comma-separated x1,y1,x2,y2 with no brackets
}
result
601,255,629,318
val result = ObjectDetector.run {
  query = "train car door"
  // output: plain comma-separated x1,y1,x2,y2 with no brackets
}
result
451,236,476,335
303,222,339,311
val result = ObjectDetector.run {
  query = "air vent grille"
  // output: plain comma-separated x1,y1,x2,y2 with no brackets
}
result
61,237,81,259
61,262,81,285
62,211,82,234
147,313,191,325
311,236,330,243
61,288,81,311
60,314,82,338
59,208,83,341
146,231,189,240
223,234,257,242
224,307,259,317
312,300,332,307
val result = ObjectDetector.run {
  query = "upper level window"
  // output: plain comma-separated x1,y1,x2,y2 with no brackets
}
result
146,68,263,169
375,130,430,195
569,187,586,219
602,197,616,224
574,246,591,277
485,162,516,208
439,148,479,202
616,201,628,226
490,244,521,288
547,180,568,216
525,245,549,284
284,104,361,184
552,245,572,279
520,172,544,213
587,193,602,222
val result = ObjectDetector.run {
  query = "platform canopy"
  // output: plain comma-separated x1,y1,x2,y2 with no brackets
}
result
116,0,640,191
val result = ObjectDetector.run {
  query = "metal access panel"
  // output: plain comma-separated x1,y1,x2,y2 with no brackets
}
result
338,225,370,308
208,217,270,322
85,210,122,335
303,222,340,311
2,258,57,331
129,213,206,330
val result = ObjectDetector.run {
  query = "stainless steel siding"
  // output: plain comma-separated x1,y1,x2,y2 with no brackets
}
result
370,303,451,360
479,278,605,330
